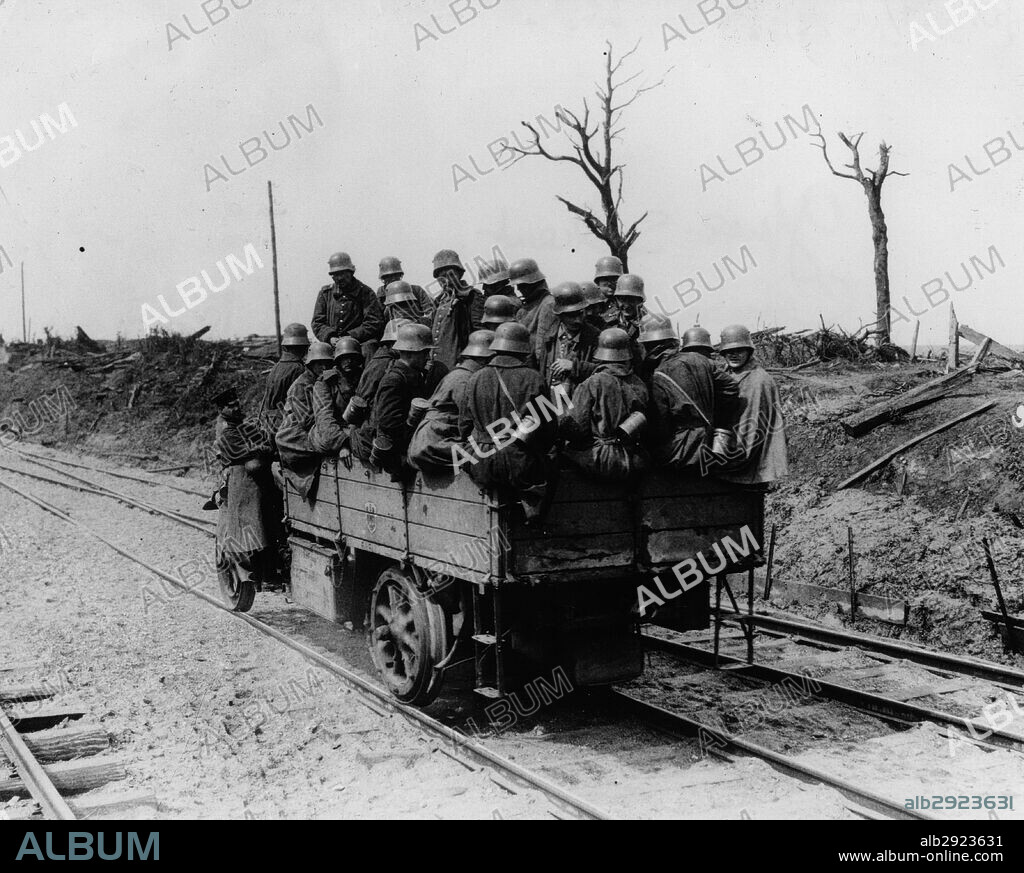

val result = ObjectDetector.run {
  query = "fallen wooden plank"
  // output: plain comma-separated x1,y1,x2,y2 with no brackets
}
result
776,581,909,625
837,402,996,490
959,324,1024,363
840,366,979,437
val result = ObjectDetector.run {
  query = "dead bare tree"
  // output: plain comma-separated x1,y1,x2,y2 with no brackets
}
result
812,129,909,344
505,41,671,271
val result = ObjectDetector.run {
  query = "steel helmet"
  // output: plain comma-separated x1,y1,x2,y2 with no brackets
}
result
332,336,362,359
719,324,754,352
508,257,545,286
580,282,605,307
305,341,335,364
594,255,624,281
384,280,417,306
328,252,355,274
593,327,632,363
638,313,676,344
461,329,496,359
393,323,435,352
551,282,587,315
614,273,645,300
681,325,714,353
489,322,533,356
432,249,464,277
281,323,310,347
378,256,403,280
479,259,510,286
382,317,414,344
481,295,519,326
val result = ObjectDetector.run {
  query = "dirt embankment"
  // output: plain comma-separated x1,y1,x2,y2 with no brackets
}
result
768,362,1024,663
3,340,1023,663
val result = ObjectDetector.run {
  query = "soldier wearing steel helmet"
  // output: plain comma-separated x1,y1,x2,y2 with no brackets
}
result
259,323,311,432
509,257,556,368
352,324,435,475
384,280,434,328
536,282,600,395
311,252,385,357
309,337,364,464
408,330,496,473
713,324,788,485
275,341,336,499
638,315,740,473
559,327,650,482
581,281,612,332
357,317,412,407
211,386,284,594
459,322,558,523
377,257,436,323
612,273,648,341
376,256,434,311
594,255,624,299
481,294,519,328
430,249,485,370
479,258,516,300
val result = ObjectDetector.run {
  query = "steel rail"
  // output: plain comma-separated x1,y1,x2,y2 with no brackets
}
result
607,689,931,821
643,634,1024,754
0,454,215,535
13,445,207,497
712,608,1024,688
0,473,612,821
0,704,76,820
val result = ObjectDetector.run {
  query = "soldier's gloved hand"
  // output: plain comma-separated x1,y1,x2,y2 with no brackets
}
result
339,446,353,470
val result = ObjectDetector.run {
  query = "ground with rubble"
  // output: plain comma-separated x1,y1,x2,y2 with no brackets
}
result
3,331,1022,664
2,330,1024,819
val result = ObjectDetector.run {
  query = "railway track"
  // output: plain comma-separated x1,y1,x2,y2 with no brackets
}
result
0,456,611,821
0,668,141,821
0,694,75,820
3,446,1020,820
641,627,1024,754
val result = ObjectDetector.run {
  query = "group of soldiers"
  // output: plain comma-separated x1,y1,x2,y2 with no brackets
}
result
210,248,788,589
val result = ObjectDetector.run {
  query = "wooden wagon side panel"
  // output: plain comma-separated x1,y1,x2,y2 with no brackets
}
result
641,473,765,570
335,463,407,556
407,471,496,585
507,469,636,579
284,459,341,540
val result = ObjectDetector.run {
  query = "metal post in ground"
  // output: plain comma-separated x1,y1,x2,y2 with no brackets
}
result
762,523,777,600
983,537,1015,653
848,526,856,624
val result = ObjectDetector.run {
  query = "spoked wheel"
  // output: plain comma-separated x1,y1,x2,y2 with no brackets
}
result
217,554,257,613
368,565,449,705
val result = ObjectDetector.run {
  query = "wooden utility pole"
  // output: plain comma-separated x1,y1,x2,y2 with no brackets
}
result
946,304,959,373
268,181,282,356
910,320,920,362
20,261,26,343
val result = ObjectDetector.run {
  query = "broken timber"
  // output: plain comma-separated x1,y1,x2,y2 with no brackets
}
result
837,401,996,490
841,348,991,437
958,324,1024,365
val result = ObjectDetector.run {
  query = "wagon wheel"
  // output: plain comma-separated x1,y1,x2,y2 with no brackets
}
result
217,557,257,613
368,565,449,705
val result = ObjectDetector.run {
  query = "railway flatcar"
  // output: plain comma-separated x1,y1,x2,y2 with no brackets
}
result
223,458,765,706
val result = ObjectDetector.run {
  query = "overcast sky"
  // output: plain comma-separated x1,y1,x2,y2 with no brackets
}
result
0,0,1020,348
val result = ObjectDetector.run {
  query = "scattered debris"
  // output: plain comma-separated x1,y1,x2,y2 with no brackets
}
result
837,401,997,489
